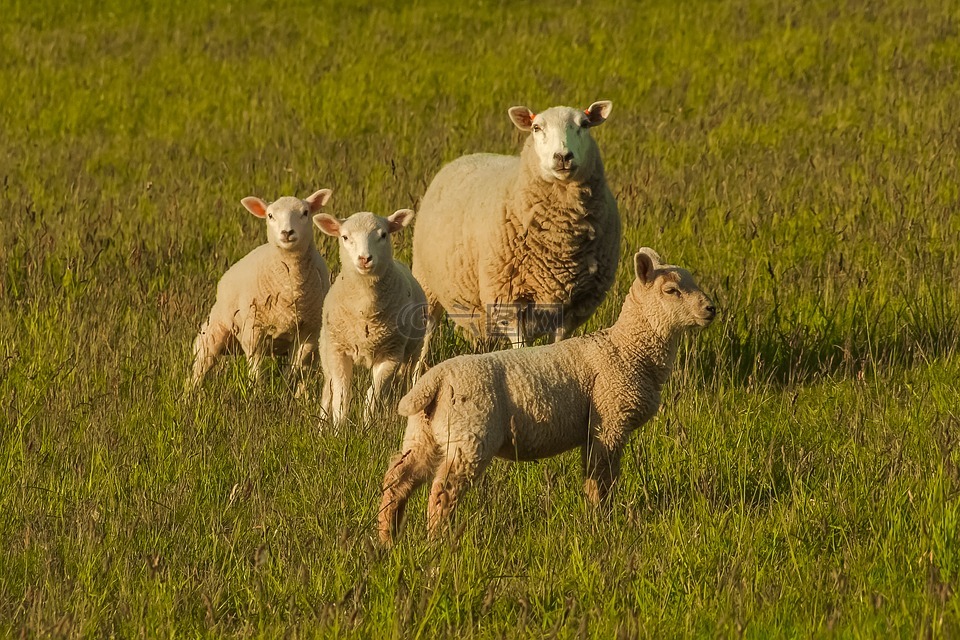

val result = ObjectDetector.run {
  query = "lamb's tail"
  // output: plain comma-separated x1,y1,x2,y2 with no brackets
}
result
397,367,443,417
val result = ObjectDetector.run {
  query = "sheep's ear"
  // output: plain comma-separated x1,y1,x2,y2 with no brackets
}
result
386,209,415,233
241,197,269,218
305,189,332,212
583,100,612,127
634,248,660,284
313,213,341,237
508,106,536,132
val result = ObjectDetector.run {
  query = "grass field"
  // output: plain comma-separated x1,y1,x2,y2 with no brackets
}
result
2,0,960,636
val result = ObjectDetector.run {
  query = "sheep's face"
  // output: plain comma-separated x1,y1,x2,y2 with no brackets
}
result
241,189,332,252
314,209,415,277
508,101,612,183
633,248,716,333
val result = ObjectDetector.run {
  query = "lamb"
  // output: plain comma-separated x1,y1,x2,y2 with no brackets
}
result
314,209,427,424
411,100,620,373
377,248,716,545
189,189,333,394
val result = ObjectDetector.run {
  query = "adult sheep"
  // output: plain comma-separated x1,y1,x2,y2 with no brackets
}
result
412,100,619,372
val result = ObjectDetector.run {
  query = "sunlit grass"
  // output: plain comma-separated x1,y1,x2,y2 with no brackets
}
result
1,0,959,636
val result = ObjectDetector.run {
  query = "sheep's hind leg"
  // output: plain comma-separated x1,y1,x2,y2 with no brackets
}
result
426,450,489,541
378,428,438,546
188,320,229,389
412,299,444,382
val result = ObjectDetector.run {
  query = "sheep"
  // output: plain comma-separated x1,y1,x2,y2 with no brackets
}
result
314,209,427,424
377,248,716,545
411,100,620,374
188,189,333,394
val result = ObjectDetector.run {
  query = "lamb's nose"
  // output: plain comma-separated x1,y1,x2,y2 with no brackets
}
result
281,230,294,241
705,305,716,316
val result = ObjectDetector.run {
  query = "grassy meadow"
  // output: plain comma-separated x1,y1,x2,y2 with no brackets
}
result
2,0,960,636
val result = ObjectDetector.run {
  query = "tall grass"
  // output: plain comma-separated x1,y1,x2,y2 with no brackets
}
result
1,0,959,636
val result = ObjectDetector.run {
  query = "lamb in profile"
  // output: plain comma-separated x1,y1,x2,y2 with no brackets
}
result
189,189,333,394
314,209,426,424
378,248,716,545
411,101,620,373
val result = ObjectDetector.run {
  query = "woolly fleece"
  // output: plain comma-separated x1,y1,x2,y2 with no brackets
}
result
378,248,716,544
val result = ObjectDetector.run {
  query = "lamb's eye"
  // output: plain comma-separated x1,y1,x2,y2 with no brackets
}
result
379,231,387,239
532,123,542,133
268,213,274,220
664,286,680,296
341,235,348,241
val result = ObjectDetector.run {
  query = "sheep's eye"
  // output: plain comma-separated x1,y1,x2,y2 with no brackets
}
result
379,231,387,239
341,235,348,241
532,123,542,133
665,286,681,297
268,213,274,220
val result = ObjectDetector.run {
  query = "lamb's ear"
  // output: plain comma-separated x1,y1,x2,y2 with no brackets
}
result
508,106,536,132
241,197,269,218
313,213,341,237
305,188,332,212
634,248,660,284
583,100,612,127
387,209,415,233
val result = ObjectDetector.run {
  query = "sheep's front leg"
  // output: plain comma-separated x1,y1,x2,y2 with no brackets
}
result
552,325,568,344
287,337,318,398
321,348,354,425
364,359,401,423
582,440,623,506
238,320,266,386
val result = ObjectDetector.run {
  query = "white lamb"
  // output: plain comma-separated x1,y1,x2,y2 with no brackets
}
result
189,189,333,393
377,248,716,545
314,209,427,424
412,100,620,373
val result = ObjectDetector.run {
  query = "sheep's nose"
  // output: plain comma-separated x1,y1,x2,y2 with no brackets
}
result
555,151,574,164
358,255,372,266
281,230,295,241
705,305,716,316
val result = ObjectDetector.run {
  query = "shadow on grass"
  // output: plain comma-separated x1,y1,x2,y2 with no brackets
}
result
689,301,959,390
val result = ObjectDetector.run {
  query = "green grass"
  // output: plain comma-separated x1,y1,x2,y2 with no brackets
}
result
2,0,960,636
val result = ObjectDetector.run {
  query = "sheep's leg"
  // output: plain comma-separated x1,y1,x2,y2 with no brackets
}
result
378,433,437,546
412,299,444,382
288,337,318,398
551,325,568,344
238,321,266,386
426,452,487,540
189,320,229,388
246,353,265,385
364,359,401,423
582,440,622,506
322,350,353,425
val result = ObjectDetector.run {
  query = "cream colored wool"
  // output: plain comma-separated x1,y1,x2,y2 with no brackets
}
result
412,101,620,371
189,189,333,393
315,210,427,424
378,248,716,545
